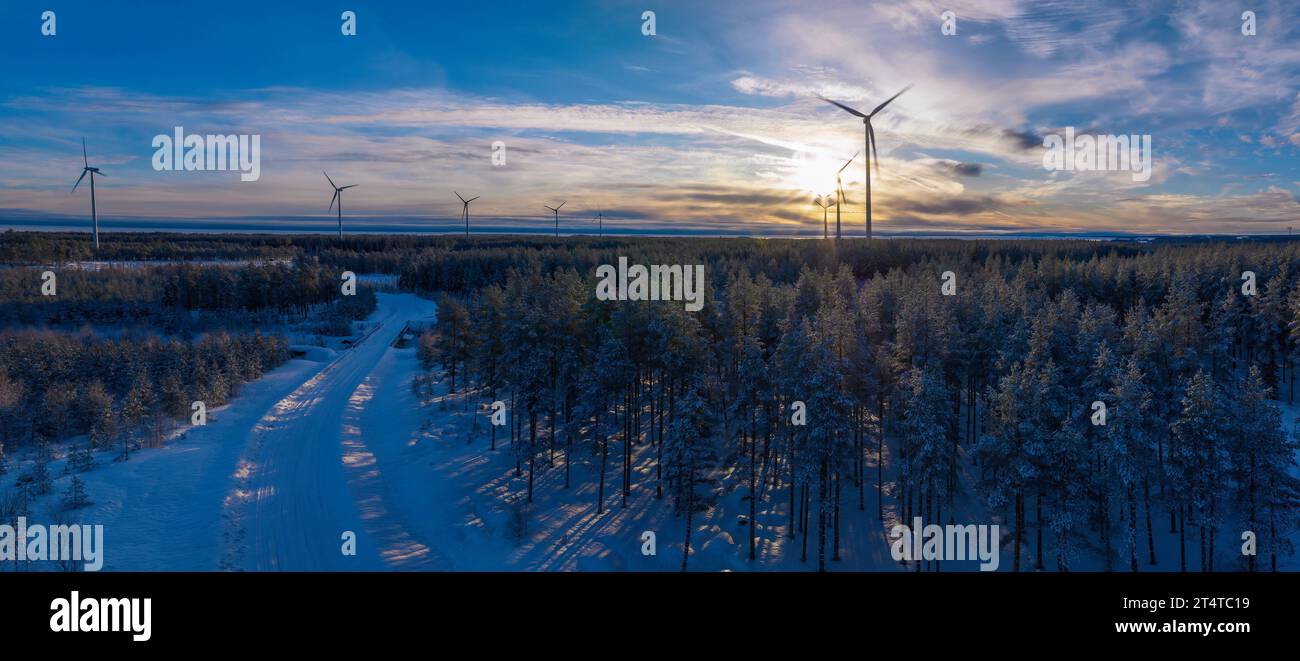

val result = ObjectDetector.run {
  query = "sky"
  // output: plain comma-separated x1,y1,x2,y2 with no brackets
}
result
1,0,1298,236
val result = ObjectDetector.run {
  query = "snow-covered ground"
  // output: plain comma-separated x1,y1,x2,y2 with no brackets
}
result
1,293,435,570
4,351,327,570
6,291,1295,571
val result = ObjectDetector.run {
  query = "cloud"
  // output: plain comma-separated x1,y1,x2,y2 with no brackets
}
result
2,1,1297,236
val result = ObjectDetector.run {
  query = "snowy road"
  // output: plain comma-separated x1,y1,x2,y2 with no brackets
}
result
221,292,444,571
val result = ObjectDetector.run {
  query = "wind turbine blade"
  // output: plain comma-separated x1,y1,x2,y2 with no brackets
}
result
340,184,359,190
467,196,479,203
557,201,566,211
82,138,89,168
869,124,880,177
869,84,913,117
816,96,867,118
323,171,337,189
839,151,860,173
455,191,467,203
72,169,88,193
329,190,338,212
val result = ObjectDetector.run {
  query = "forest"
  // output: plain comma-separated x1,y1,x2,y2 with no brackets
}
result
0,232,1296,572
0,242,377,516
415,237,1300,572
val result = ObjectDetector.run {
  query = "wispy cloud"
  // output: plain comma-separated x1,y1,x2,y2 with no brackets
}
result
1,1,1297,235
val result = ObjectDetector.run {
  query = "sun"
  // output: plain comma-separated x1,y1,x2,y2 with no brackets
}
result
785,151,847,198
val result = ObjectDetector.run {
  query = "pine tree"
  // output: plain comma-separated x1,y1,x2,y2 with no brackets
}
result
1040,419,1089,570
1169,370,1229,572
32,436,53,495
976,362,1043,572
68,442,96,473
121,370,152,460
64,475,90,510
896,364,950,570
1232,366,1300,571
664,377,715,572
1104,358,1153,571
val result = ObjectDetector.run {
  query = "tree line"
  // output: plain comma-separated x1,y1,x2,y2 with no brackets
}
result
0,327,291,503
0,259,375,335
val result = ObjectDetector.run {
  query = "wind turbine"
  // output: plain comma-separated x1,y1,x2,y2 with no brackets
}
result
592,207,606,237
455,192,479,236
834,152,859,240
813,195,834,240
818,84,912,240
324,171,358,239
544,201,566,237
71,138,105,250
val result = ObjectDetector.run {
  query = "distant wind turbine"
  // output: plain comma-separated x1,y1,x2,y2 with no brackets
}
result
455,192,480,236
544,201,566,237
818,84,912,240
324,171,358,239
71,138,105,250
835,152,859,240
592,207,606,237
813,195,834,240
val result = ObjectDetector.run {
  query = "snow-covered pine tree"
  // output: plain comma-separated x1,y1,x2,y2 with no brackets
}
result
1040,419,1089,570
587,327,628,515
1231,365,1300,571
64,474,89,510
1169,370,1229,572
1208,290,1240,381
800,326,853,572
470,285,507,449
1104,358,1153,571
121,370,153,459
32,436,53,495
664,377,715,572
976,362,1042,572
68,442,95,473
896,364,949,570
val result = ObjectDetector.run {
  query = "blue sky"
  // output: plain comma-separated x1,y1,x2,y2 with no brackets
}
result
1,0,1298,235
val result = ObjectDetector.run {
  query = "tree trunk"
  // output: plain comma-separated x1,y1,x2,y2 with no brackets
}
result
748,424,757,562
1036,492,1044,571
527,408,536,503
817,456,828,572
1144,480,1156,566
597,412,607,515
681,468,694,572
877,395,885,521
800,483,809,562
833,469,841,562
1128,483,1138,572
1014,490,1023,572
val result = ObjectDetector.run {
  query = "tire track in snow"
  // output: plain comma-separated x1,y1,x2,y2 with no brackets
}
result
341,375,452,570
219,293,440,571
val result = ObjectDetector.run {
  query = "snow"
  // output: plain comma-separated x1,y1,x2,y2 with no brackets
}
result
6,291,1295,571
10,350,328,570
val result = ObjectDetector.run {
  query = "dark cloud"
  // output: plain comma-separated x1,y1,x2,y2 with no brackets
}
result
1000,128,1043,152
934,161,983,177
894,195,1002,216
